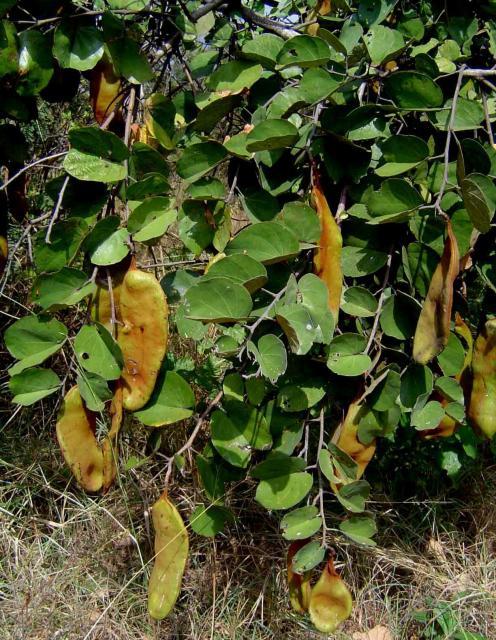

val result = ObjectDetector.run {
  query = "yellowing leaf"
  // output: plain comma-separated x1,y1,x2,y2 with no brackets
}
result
468,318,496,439
413,219,460,364
312,177,342,322
148,493,189,620
309,557,353,633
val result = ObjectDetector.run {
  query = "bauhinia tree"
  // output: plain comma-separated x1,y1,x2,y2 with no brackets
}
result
2,0,496,632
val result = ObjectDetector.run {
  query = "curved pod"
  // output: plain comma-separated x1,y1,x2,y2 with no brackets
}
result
332,399,376,484
287,541,312,614
148,493,189,620
118,268,168,411
56,386,103,492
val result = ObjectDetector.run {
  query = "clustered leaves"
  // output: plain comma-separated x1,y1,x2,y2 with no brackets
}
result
2,0,496,632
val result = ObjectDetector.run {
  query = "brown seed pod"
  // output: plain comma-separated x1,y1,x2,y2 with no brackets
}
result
308,557,353,633
413,219,460,365
468,318,496,439
89,55,124,126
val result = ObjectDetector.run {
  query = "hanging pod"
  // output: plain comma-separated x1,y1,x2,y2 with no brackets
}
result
413,219,459,365
118,265,169,411
312,174,342,323
89,55,124,126
468,318,496,439
56,386,104,492
331,399,376,484
287,541,312,614
308,557,353,633
148,492,189,620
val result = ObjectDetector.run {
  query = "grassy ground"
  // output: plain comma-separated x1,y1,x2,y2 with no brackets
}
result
1,394,495,640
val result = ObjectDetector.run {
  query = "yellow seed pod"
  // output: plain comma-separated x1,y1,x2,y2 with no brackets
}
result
287,541,312,614
0,234,7,274
331,399,376,485
148,493,189,620
309,558,353,633
89,55,123,125
312,177,342,323
118,267,169,411
413,220,459,364
468,318,496,439
56,386,104,493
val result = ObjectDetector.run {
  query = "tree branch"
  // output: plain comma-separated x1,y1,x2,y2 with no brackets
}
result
238,5,298,39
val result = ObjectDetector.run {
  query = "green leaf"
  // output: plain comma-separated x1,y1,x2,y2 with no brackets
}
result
460,173,496,233
205,254,267,293
291,540,326,574
380,292,420,339
177,141,227,182
241,33,284,69
400,364,433,409
211,403,271,468
74,323,123,381
127,196,177,242
107,35,153,84
376,135,429,177
255,462,313,510
77,372,112,412
383,71,443,109
247,334,287,383
364,25,405,65
365,178,423,223
246,119,299,152
64,126,129,182
437,332,465,377
339,514,377,546
277,35,331,69
34,218,88,273
341,246,388,277
280,506,322,541
277,201,321,243
411,400,445,431
127,174,169,200
190,504,233,537
342,286,378,317
0,20,18,79
9,367,60,406
369,370,401,411
186,177,225,201
53,21,104,71
84,216,129,266
184,277,253,323
297,274,334,343
207,60,263,93
434,97,484,132
17,31,54,96
135,370,195,425
239,188,279,223
277,380,326,412
327,333,371,376
337,480,370,513
226,221,299,264
276,304,317,356
435,376,464,404
5,315,67,376
31,268,96,310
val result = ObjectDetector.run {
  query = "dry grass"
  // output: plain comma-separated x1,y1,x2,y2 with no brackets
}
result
1,400,495,640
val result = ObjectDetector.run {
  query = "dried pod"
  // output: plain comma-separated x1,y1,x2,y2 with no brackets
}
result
56,386,103,492
468,318,496,439
148,493,189,620
89,55,123,126
307,0,331,35
118,267,169,411
309,557,353,633
101,383,123,492
332,399,376,482
312,177,342,322
0,234,7,275
413,220,460,364
287,541,312,614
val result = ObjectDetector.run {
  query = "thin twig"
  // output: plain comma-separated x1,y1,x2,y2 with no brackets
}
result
0,151,66,192
317,408,328,546
364,248,394,356
482,91,495,147
45,175,70,244
106,269,117,338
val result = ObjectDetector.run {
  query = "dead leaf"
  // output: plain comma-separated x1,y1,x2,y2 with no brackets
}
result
353,625,393,640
